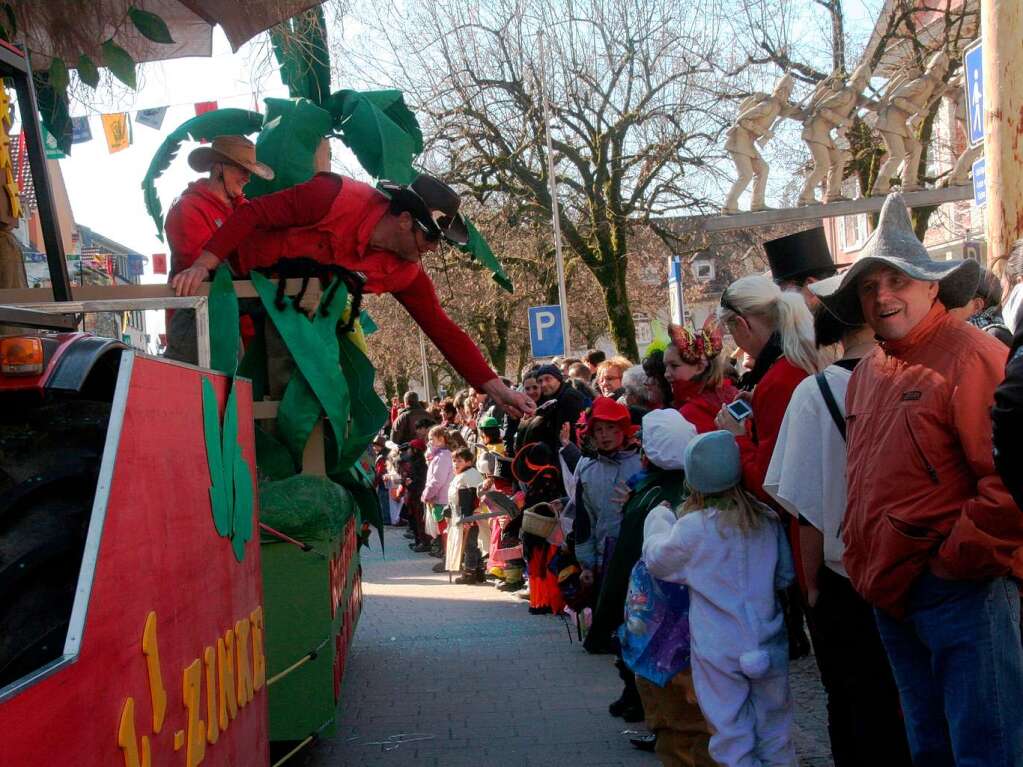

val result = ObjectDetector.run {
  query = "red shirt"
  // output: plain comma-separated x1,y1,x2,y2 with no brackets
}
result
737,357,808,503
203,174,499,389
164,180,244,277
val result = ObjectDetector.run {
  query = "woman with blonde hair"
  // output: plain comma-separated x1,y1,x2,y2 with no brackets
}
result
715,273,820,660
596,356,632,398
714,274,819,502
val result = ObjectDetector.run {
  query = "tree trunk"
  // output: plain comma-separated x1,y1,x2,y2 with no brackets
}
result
598,260,639,360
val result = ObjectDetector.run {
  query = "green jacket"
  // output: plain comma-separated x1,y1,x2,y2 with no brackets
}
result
585,465,687,653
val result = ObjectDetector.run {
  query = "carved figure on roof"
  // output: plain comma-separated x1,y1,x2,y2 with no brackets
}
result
869,51,949,196
943,70,983,187
721,74,800,215
796,62,873,206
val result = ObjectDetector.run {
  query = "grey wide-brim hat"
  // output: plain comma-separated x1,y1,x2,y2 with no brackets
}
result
826,192,980,324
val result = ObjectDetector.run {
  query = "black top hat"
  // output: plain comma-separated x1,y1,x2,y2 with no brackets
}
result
764,227,836,283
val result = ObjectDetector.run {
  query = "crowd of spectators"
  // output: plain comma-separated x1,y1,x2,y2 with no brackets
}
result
369,193,1023,767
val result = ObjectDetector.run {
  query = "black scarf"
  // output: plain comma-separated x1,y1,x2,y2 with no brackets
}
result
739,332,783,391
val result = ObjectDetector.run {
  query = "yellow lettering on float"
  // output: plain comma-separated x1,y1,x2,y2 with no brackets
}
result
182,659,206,767
117,697,151,767
218,631,238,727
235,618,253,707
141,611,167,733
203,646,219,745
250,607,265,690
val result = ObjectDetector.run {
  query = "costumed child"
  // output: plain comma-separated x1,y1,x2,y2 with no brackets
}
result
476,416,524,587
513,442,567,615
567,397,642,588
613,410,715,766
446,447,486,583
643,431,796,767
423,425,456,568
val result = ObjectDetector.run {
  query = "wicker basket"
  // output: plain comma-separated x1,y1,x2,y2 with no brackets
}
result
521,502,559,538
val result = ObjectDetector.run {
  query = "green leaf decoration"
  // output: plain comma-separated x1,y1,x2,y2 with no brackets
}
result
48,58,68,92
202,378,232,536
128,7,175,44
325,89,422,184
33,72,72,155
245,97,331,198
337,335,389,470
101,38,137,89
460,218,514,293
358,310,378,336
269,7,330,105
142,108,264,238
1,4,16,40
77,54,100,89
231,448,254,561
251,272,352,473
209,265,240,374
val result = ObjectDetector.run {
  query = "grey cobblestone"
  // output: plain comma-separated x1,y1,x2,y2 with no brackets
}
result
306,527,833,766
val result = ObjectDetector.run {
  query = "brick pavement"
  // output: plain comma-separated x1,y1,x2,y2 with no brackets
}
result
306,527,834,767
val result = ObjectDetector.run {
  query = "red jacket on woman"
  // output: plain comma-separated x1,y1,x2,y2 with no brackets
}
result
673,378,739,434
737,358,807,503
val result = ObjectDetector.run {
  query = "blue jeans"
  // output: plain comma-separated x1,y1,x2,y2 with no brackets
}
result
875,572,1023,767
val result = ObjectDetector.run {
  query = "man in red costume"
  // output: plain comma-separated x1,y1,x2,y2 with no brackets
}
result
171,169,534,418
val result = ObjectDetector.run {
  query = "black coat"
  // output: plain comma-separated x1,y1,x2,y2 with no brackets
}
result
993,326,1023,510
390,405,428,444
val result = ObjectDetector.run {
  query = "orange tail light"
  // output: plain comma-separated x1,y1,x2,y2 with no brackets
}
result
0,336,44,376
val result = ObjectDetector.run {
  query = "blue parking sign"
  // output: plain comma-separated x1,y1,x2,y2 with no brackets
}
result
964,39,984,148
528,305,565,358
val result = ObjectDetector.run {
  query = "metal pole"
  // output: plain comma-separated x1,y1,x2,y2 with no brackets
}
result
981,0,1023,276
536,32,570,357
418,328,431,400
14,53,71,301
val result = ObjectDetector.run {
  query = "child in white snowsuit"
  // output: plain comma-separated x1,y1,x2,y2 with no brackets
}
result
643,430,796,767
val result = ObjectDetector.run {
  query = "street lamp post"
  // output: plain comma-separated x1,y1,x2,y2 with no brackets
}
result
536,32,570,357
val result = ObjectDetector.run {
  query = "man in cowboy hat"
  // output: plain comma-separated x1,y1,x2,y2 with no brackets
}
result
171,162,534,419
163,135,274,362
830,193,1023,765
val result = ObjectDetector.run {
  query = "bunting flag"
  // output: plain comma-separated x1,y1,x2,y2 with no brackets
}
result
194,101,218,143
41,126,66,159
152,253,167,275
136,107,168,130
101,113,131,154
70,116,92,144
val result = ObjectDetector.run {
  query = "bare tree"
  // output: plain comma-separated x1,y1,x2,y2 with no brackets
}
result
337,0,730,360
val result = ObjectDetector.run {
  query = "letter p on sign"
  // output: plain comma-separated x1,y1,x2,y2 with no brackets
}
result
528,305,564,358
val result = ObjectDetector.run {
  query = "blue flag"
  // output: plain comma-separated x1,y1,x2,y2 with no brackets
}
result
135,106,168,130
70,116,92,144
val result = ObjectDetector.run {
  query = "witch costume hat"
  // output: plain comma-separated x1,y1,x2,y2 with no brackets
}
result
763,227,836,284
827,192,981,324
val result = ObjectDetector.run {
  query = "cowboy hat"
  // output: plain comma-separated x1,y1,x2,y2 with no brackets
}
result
188,135,275,181
825,192,980,324
378,172,470,246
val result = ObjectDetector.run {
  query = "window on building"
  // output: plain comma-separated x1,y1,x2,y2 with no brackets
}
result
692,259,715,282
840,214,869,252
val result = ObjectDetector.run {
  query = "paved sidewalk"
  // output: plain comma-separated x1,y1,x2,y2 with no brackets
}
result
307,527,833,767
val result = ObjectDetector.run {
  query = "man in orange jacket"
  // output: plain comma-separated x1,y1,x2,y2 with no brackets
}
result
829,193,1023,766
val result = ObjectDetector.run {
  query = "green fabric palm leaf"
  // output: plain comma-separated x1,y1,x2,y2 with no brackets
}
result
460,219,514,293
246,98,331,198
325,89,422,185
142,108,265,239
270,6,331,105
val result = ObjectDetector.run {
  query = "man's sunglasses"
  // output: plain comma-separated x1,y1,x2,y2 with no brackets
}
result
719,292,742,317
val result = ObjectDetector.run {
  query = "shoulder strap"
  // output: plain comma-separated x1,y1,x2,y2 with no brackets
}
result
815,372,846,442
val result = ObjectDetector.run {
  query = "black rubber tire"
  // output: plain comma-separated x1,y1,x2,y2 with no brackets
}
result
0,400,109,689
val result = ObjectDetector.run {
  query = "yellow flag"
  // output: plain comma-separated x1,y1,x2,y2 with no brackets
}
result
102,113,131,154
